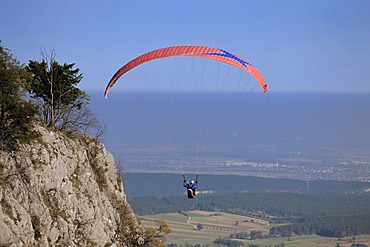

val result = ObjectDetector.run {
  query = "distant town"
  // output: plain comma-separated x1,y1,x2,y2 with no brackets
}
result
123,158,370,182
201,159,370,182
112,143,370,183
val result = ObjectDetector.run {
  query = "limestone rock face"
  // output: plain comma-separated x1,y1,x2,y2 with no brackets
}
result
0,126,144,246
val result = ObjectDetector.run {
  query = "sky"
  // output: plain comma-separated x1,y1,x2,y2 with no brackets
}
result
1,0,370,93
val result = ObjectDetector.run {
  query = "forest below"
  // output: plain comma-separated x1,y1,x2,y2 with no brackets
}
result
129,193,370,238
123,173,370,197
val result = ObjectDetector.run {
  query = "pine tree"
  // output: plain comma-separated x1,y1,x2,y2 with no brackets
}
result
27,50,98,134
0,41,39,150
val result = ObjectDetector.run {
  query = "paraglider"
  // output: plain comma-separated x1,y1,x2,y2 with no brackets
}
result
104,45,268,199
104,45,268,99
183,175,198,199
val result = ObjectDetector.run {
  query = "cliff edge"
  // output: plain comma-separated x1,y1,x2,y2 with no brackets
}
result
0,126,145,246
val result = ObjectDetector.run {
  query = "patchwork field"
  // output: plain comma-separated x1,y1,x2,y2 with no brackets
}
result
142,210,273,245
243,235,370,247
141,210,370,246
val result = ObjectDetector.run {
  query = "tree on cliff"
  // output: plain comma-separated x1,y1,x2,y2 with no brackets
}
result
143,219,171,247
0,41,39,150
27,49,98,134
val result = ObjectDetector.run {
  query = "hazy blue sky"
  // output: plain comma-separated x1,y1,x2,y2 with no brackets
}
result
1,0,369,93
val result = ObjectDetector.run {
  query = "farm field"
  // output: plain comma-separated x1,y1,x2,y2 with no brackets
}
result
141,210,370,246
141,210,269,245
242,234,370,247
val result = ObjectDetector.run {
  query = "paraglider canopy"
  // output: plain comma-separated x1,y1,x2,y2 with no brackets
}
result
104,45,267,99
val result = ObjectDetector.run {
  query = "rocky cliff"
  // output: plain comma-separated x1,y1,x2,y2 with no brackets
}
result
0,126,146,246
